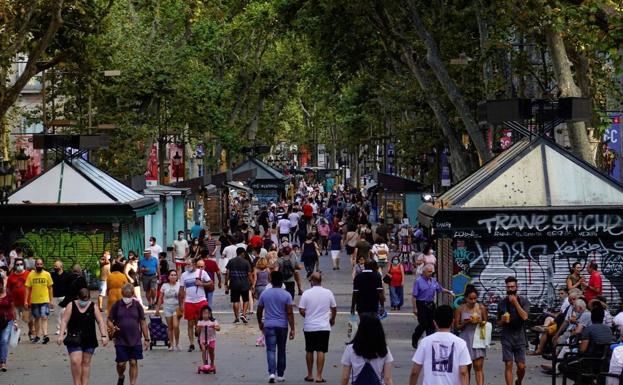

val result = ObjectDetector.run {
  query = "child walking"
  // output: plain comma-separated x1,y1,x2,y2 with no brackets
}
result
196,305,220,373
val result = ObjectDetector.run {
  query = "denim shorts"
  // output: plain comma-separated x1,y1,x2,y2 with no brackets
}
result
67,346,96,354
31,303,50,319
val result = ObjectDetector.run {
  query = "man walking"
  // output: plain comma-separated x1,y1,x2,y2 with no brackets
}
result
139,249,158,309
180,258,213,352
7,258,34,340
277,246,301,299
173,230,189,275
257,271,295,383
411,264,454,349
351,260,384,318
50,259,70,335
225,247,253,323
24,258,54,344
147,236,163,258
409,305,472,385
108,284,150,385
498,276,530,385
298,272,337,383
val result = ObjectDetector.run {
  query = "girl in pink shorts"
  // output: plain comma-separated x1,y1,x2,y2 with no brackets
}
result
196,305,220,373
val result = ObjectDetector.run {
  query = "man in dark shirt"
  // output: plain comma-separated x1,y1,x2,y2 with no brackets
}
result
108,284,149,385
350,260,384,317
497,276,530,385
225,247,253,324
374,219,388,243
560,304,613,383
50,260,70,335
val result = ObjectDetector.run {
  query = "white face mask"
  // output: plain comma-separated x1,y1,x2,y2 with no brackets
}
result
122,297,133,305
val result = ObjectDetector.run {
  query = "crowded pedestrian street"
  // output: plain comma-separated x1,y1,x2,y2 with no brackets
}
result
0,248,573,385
1,2,623,385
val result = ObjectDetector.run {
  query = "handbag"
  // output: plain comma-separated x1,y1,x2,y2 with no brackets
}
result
472,322,492,349
382,274,391,285
63,330,82,346
9,325,20,347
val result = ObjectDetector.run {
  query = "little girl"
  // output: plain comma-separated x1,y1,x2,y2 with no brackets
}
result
196,305,220,373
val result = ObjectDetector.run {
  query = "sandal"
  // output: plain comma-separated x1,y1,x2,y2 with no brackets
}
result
304,377,314,382
316,380,327,383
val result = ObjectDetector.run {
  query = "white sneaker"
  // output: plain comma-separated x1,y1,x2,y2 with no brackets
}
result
276,376,285,382
268,374,276,383
54,330,60,335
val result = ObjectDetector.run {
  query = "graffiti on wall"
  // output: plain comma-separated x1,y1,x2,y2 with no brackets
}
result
452,237,623,313
12,228,111,273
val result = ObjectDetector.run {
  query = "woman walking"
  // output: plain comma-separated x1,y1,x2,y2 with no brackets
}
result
301,234,320,278
57,288,108,385
340,315,393,385
124,252,144,308
106,263,128,314
454,285,488,385
0,281,16,372
253,257,270,301
344,225,359,267
155,270,182,351
387,256,405,311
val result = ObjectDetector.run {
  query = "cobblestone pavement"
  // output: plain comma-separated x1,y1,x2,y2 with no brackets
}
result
1,251,561,384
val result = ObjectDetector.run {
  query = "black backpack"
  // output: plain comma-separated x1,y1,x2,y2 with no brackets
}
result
281,258,294,281
353,360,382,385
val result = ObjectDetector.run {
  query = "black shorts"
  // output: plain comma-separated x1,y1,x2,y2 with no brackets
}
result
304,331,330,353
346,245,355,255
230,289,250,303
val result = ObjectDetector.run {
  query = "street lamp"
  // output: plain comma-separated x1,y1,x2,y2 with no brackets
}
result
172,151,182,183
0,160,14,205
196,151,204,177
15,148,30,179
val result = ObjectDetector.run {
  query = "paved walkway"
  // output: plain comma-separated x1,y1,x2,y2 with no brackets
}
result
1,252,562,384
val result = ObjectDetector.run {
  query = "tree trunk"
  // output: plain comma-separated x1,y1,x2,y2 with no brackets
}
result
545,27,594,164
406,0,491,163
401,51,472,181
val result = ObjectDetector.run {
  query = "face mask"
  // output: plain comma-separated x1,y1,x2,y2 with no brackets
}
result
392,260,399,266
53,267,61,272
122,297,133,305
185,267,193,273
78,300,90,307
15,266,24,272
36,267,43,272
194,241,199,245
507,290,517,296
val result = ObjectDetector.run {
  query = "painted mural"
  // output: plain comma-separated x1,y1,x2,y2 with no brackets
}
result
10,226,112,273
451,237,623,314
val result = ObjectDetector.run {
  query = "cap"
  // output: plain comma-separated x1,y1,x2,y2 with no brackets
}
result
143,249,151,254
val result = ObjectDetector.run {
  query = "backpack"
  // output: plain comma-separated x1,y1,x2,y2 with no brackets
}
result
353,360,382,385
280,258,294,281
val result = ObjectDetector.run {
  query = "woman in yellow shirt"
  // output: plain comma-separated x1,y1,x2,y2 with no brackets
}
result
105,263,128,314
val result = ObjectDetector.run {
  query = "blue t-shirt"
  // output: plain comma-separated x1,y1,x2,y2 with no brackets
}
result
329,232,342,251
139,256,158,276
258,287,292,328
190,225,202,239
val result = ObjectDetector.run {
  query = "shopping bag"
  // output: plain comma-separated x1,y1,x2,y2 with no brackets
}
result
472,322,492,349
347,314,359,340
9,326,20,347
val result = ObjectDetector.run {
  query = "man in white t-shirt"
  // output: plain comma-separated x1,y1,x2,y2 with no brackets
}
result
409,305,471,385
298,273,337,382
288,210,300,241
277,217,291,244
179,258,213,352
147,236,163,258
172,231,189,275
220,234,246,272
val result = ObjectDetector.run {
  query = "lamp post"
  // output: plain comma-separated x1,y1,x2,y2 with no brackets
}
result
196,151,204,178
0,160,14,205
172,151,182,183
15,148,30,180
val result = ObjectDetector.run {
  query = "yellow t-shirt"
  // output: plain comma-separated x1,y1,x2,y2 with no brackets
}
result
25,270,53,304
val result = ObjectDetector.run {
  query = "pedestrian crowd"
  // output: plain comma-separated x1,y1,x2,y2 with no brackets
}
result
0,181,619,385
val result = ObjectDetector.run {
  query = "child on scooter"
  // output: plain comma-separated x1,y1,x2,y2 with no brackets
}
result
195,305,220,373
